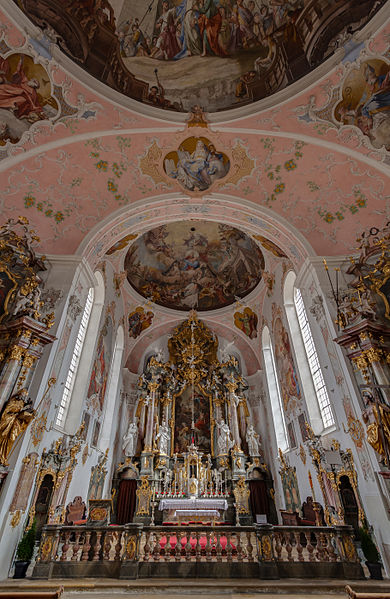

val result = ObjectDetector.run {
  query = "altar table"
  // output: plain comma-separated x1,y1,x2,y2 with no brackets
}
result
159,498,228,511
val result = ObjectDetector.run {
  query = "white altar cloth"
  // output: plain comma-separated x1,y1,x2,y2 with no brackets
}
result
173,509,220,518
159,498,228,511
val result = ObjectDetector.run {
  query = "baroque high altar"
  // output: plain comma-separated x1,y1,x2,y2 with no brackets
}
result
121,312,266,525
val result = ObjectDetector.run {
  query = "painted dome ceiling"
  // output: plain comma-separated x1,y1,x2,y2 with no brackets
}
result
124,221,265,311
15,0,384,114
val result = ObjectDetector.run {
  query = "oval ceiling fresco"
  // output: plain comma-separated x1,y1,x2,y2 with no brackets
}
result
124,221,265,311
16,0,384,114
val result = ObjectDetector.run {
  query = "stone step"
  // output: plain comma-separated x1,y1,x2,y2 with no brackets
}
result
0,578,389,595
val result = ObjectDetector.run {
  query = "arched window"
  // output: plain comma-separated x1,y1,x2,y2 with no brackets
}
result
56,271,105,433
56,287,94,428
99,325,125,452
284,271,335,433
262,326,288,452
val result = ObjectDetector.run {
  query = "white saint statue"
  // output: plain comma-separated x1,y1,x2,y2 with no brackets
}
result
156,420,171,455
246,425,261,456
122,418,138,457
217,419,233,455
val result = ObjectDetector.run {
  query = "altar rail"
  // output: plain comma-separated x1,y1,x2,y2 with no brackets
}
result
32,524,364,580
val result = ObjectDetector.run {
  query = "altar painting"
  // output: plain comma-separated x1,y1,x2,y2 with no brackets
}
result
280,465,301,513
87,316,113,412
174,387,211,453
273,317,301,412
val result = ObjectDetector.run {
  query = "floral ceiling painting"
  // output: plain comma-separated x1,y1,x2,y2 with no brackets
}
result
124,220,265,311
164,136,229,191
15,0,385,113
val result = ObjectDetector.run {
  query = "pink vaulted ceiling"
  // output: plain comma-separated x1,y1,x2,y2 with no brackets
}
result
0,130,387,257
0,5,389,261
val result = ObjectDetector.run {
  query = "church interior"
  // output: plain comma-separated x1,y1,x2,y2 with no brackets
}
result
0,0,390,596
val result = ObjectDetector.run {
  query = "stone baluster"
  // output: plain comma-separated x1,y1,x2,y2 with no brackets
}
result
92,531,102,561
60,531,71,561
205,530,212,562
246,531,254,562
321,532,330,562
81,531,91,561
103,531,112,561
274,531,282,560
153,532,161,561
226,531,233,562
236,531,243,562
294,532,304,562
195,531,201,561
216,531,222,562
285,532,293,562
185,534,192,561
71,531,82,561
114,531,123,561
143,531,151,561
304,531,315,561
166,532,173,561
175,531,182,561
327,534,338,562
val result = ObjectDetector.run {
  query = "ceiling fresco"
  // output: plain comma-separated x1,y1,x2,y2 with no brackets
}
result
124,221,265,311
14,0,384,113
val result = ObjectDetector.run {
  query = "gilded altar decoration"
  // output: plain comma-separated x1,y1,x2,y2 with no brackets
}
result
260,535,273,561
363,396,390,466
136,476,152,516
233,476,250,514
10,510,21,528
39,535,53,562
0,390,35,466
299,444,307,465
333,226,390,467
128,307,154,339
0,217,45,322
126,536,137,560
164,137,230,192
106,234,138,256
234,307,258,339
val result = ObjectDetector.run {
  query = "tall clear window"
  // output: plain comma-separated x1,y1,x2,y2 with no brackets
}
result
56,288,94,427
262,326,288,452
294,288,334,429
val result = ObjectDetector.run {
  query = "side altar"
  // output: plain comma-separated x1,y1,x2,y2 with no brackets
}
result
116,312,276,527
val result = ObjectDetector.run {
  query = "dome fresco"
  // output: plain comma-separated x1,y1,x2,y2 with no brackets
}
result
124,221,265,311
15,0,384,114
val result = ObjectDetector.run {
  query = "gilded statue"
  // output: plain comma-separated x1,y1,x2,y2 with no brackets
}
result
362,392,390,465
0,390,35,465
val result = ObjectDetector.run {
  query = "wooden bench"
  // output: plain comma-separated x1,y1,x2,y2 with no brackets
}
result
0,588,63,599
346,585,390,599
